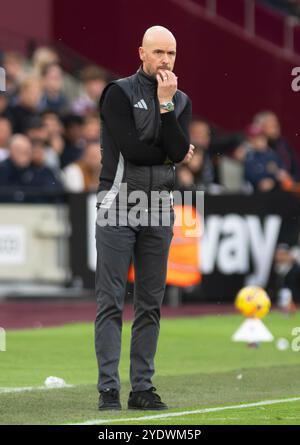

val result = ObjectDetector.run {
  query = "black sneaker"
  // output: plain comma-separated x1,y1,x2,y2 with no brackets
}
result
98,388,121,410
128,387,168,410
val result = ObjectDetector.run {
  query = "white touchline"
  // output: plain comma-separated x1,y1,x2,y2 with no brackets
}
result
68,396,300,425
0,385,74,394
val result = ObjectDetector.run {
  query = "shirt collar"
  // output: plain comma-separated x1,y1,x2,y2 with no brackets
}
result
137,66,157,88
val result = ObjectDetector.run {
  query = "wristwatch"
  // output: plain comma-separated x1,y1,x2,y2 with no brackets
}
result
159,101,175,112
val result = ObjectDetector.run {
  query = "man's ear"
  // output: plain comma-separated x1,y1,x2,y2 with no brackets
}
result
139,47,145,62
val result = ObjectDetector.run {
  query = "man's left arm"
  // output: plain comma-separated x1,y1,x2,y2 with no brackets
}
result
159,97,192,163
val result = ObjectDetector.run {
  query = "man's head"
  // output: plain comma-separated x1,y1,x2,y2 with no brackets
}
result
31,138,47,167
83,113,101,141
41,111,64,137
41,62,64,95
3,51,25,82
25,117,48,143
19,76,42,109
83,141,102,172
9,134,32,168
139,26,177,78
189,119,211,149
253,111,281,140
63,114,84,142
81,66,107,100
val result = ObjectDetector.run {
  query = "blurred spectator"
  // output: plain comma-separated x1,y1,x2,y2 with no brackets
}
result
30,138,63,191
0,117,12,161
41,110,65,161
253,111,300,181
39,62,69,114
72,66,107,115
3,51,26,83
0,134,34,188
82,113,101,141
175,165,196,191
31,46,80,103
24,116,60,169
216,136,252,192
244,124,292,192
3,51,26,102
25,116,48,141
32,47,60,77
62,141,101,192
273,243,300,313
188,118,214,186
60,114,85,168
9,76,42,133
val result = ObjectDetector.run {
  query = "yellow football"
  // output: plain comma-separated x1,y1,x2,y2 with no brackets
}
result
235,286,271,319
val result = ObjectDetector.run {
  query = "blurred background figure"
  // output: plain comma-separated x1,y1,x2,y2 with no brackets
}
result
2,51,27,103
244,123,293,192
8,76,42,133
39,62,69,114
175,164,196,191
273,243,300,314
24,116,60,169
32,46,60,77
60,114,84,168
82,113,101,142
188,118,214,188
0,134,34,188
253,111,300,181
62,140,101,192
72,66,107,116
41,110,65,165
30,137,63,192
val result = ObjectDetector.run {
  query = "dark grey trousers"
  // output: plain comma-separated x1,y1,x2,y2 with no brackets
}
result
95,213,174,393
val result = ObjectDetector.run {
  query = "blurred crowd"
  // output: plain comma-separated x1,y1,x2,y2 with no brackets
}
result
0,46,300,198
0,47,106,196
177,112,300,195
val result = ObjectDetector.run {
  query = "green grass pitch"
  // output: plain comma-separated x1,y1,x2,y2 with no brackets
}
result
0,311,300,425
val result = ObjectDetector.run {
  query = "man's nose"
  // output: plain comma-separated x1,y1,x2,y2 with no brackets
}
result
161,54,169,64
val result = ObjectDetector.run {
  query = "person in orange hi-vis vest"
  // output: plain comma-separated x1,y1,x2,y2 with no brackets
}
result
128,204,202,287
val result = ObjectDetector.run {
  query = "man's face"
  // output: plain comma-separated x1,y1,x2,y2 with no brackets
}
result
10,138,32,168
85,79,107,100
31,141,46,166
43,65,63,94
26,126,48,143
139,41,176,78
190,122,211,149
248,134,268,151
20,83,42,109
83,117,101,141
261,114,281,140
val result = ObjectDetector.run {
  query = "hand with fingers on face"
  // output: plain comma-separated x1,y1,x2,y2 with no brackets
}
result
156,69,178,108
182,144,195,164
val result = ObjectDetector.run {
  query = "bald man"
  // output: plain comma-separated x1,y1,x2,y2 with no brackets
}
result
95,26,192,411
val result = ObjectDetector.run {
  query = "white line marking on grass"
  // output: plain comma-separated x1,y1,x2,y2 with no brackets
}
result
0,385,74,394
69,396,300,425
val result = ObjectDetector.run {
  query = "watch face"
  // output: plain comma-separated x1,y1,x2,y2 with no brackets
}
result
160,102,174,111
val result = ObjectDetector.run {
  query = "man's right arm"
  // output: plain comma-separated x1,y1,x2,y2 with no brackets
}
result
101,84,167,166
